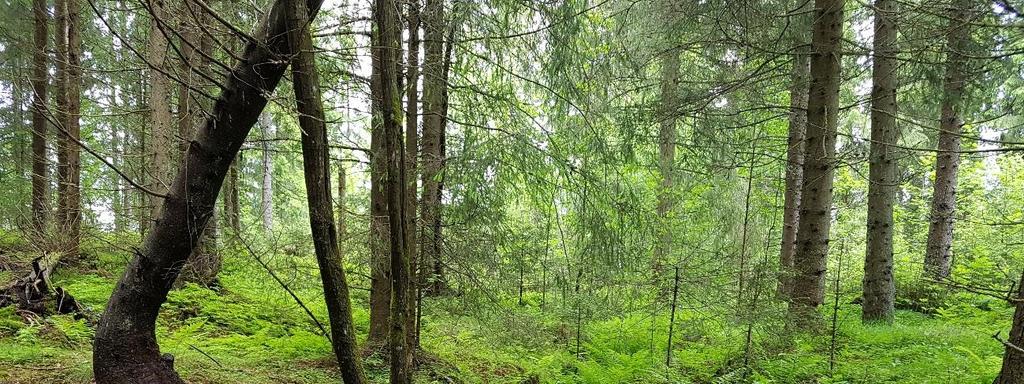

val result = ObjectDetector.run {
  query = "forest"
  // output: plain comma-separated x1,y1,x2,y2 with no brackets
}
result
1,0,1024,382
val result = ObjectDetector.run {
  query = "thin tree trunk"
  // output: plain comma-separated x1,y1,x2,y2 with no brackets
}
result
778,0,810,300
654,43,679,280
227,158,241,234
862,0,898,323
30,0,49,233
404,0,421,351
286,0,368,380
375,0,412,380
420,0,446,295
789,0,844,327
93,0,326,382
996,270,1024,383
367,3,392,345
924,0,971,281
261,113,274,234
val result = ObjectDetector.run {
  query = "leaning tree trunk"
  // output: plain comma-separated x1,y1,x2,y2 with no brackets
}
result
30,0,49,233
789,0,844,328
404,0,421,351
375,0,412,381
997,271,1024,383
367,10,392,345
286,0,368,380
862,0,899,323
92,0,326,382
923,0,971,281
778,0,810,300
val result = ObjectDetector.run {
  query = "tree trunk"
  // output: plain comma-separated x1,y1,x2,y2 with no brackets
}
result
92,0,326,382
226,158,241,235
778,0,810,300
404,0,421,351
367,4,392,345
375,0,412,380
788,0,844,327
996,271,1024,383
654,41,679,279
30,0,49,234
286,0,368,380
261,113,274,234
862,0,898,323
55,0,82,259
924,0,971,281
146,0,173,225
420,0,447,295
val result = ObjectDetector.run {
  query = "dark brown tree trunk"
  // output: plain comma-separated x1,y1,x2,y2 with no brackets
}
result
778,0,810,300
862,0,898,323
788,0,844,327
367,4,392,345
420,0,447,295
30,0,49,233
286,0,368,380
92,0,326,382
174,0,221,287
55,0,82,259
997,271,1024,383
375,0,412,380
924,0,971,281
404,0,421,351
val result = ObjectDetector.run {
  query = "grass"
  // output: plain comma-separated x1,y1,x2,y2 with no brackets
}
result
0,233,1012,383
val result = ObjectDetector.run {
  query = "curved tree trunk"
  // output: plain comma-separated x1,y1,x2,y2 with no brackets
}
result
789,0,844,327
92,0,325,382
862,0,899,323
923,0,971,281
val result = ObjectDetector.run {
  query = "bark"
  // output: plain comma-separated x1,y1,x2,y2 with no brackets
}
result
55,0,82,259
924,0,971,281
285,0,368,380
789,0,844,327
367,6,392,344
404,0,421,350
375,0,412,380
653,44,679,279
778,0,810,300
92,0,325,382
862,0,898,323
146,0,174,223
261,113,274,234
996,271,1024,384
420,0,447,295
226,158,241,234
30,0,49,233
338,164,347,245
177,0,220,286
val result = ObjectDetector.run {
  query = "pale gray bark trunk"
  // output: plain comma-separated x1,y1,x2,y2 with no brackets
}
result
260,113,274,234
862,0,898,323
924,0,971,281
779,1,810,300
789,0,844,327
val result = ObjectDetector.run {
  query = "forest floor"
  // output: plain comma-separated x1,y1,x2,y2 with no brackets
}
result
0,231,1010,383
